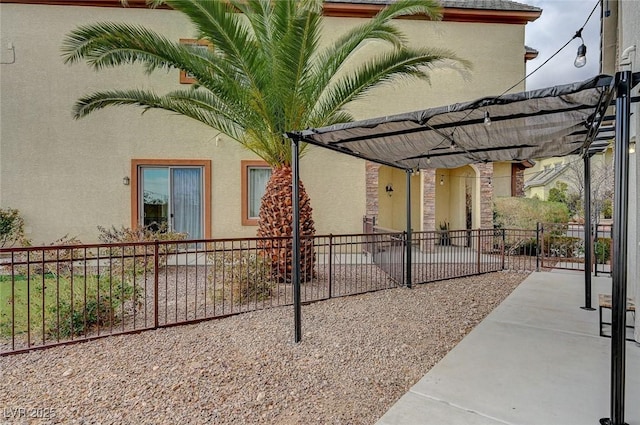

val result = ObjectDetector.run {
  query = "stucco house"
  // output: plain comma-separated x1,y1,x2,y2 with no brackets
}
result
0,0,541,243
524,149,613,202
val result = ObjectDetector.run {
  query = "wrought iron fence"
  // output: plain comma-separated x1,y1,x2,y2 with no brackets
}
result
0,226,548,356
538,222,612,274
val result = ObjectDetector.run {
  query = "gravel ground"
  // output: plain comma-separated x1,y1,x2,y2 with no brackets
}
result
1,271,529,425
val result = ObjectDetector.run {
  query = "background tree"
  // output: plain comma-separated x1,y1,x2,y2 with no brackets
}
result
563,154,614,225
548,181,568,205
62,0,468,281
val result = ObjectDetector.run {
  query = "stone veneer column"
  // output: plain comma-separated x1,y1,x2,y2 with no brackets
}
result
365,162,380,218
514,167,525,197
477,163,494,229
476,163,494,253
422,168,436,252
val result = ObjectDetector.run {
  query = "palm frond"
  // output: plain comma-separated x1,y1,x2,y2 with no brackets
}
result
311,0,443,106
65,0,470,167
312,48,470,124
73,89,245,142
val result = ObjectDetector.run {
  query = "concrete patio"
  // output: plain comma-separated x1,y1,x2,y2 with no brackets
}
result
377,270,640,425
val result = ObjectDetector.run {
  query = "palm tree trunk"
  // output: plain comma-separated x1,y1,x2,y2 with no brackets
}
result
257,166,316,282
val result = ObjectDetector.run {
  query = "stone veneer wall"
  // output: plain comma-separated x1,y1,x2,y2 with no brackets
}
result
477,163,494,252
515,167,525,197
421,169,436,252
477,163,494,229
365,162,380,217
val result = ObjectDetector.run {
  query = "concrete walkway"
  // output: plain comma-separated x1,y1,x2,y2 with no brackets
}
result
376,270,640,425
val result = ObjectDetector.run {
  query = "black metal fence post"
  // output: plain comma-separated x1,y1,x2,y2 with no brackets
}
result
153,240,159,329
328,234,333,298
291,137,302,343
405,169,412,289
476,231,481,274
594,223,600,277
536,222,541,272
583,153,594,310
501,228,506,270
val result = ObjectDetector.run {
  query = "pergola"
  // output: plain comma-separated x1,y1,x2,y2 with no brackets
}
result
287,71,640,425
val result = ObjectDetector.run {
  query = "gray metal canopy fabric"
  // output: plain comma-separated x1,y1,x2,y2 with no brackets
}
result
289,74,615,170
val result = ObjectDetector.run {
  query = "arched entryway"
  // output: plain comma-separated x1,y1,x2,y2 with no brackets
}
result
434,165,481,234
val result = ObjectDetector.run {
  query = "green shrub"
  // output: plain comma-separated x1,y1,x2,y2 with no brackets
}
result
208,244,273,304
0,274,139,339
504,237,538,256
52,277,137,338
494,197,570,230
14,235,84,278
0,208,29,248
548,181,568,204
594,238,611,264
97,223,188,277
601,199,613,219
543,235,582,258
97,223,188,244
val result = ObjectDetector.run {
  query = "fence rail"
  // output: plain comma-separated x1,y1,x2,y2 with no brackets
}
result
538,222,612,274
0,227,548,355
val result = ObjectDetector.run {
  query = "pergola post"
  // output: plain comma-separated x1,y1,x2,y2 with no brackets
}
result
600,70,631,425
405,169,412,288
582,153,594,310
291,136,302,343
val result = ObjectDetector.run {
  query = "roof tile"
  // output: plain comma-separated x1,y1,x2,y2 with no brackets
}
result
325,0,541,13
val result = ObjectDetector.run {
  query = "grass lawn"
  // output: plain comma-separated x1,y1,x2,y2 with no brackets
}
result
0,273,137,341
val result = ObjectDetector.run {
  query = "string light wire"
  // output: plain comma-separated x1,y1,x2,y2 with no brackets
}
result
432,0,601,162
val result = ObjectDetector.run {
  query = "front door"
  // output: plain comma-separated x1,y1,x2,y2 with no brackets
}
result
139,166,203,239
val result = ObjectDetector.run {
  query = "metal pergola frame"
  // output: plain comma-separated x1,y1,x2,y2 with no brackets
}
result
287,71,639,425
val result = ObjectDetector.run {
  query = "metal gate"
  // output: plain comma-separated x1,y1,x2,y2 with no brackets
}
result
362,216,405,283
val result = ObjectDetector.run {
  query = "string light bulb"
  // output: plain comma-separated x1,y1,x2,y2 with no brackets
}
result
426,156,431,165
484,111,491,126
573,29,587,68
574,43,587,68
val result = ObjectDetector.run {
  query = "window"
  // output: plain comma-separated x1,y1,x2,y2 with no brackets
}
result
131,160,212,238
179,39,212,84
241,160,272,226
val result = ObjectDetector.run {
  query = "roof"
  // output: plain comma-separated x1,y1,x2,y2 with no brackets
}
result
326,0,541,12
0,0,542,23
289,74,626,171
525,45,539,60
524,162,570,188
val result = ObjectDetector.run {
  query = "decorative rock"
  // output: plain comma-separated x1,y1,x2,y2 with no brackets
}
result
0,272,527,425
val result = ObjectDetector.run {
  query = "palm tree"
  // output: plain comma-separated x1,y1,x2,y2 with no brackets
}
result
62,0,469,282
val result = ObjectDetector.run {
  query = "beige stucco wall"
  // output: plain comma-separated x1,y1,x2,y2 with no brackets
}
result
376,167,420,231
492,162,512,198
0,3,528,243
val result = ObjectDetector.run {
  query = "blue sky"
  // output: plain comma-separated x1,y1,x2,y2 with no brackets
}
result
523,0,601,90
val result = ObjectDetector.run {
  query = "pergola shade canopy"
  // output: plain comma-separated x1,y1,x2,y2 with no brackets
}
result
290,75,615,170
288,71,640,425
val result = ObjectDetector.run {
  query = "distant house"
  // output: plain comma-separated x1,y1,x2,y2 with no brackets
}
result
0,0,541,243
524,150,613,201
